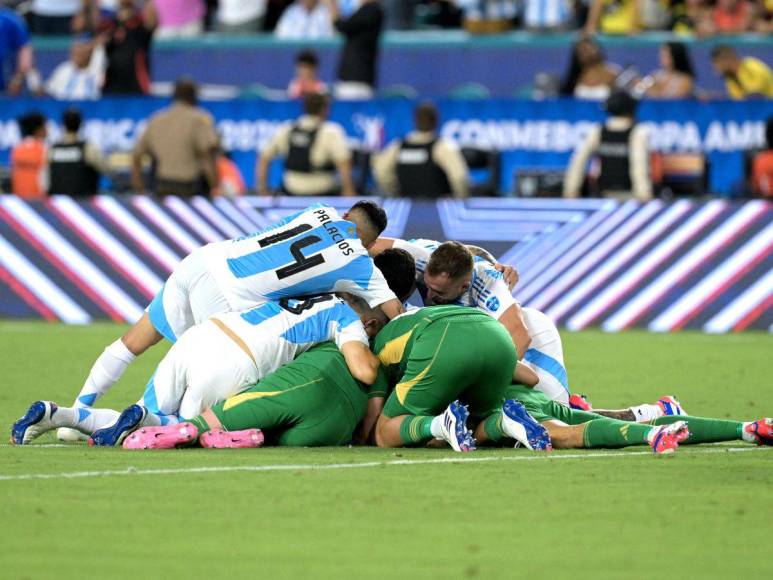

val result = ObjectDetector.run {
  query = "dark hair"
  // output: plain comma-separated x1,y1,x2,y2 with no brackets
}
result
426,241,473,280
349,200,388,236
414,102,438,132
374,248,416,303
560,37,603,96
664,42,695,78
296,49,319,68
18,112,46,138
605,90,638,117
63,108,82,133
710,44,736,60
767,117,773,150
303,92,329,116
173,77,198,105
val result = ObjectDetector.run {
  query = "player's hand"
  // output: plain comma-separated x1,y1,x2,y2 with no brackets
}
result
495,263,519,290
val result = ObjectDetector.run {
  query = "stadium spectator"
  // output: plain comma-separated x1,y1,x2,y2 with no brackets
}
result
706,0,754,34
710,44,773,100
28,0,80,35
215,0,267,32
215,148,247,198
563,91,652,201
522,0,574,30
751,117,773,198
48,109,103,197
287,50,328,98
274,0,333,38
101,0,157,95
73,0,120,33
560,37,620,100
669,0,711,35
371,102,469,199
154,0,206,37
45,35,105,100
263,0,294,30
10,112,48,200
0,7,34,96
584,0,642,35
131,78,219,197
639,42,695,98
256,92,355,196
325,0,384,100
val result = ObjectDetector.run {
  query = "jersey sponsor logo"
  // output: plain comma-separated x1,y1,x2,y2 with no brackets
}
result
485,296,500,312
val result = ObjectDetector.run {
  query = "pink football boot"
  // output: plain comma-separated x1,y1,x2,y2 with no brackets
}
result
122,422,199,450
199,429,264,449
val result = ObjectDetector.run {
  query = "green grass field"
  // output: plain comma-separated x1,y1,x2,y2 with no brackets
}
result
1,322,772,579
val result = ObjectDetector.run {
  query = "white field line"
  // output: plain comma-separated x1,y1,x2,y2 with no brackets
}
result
0,446,769,482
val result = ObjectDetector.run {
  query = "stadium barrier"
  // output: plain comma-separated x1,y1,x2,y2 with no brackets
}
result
0,195,770,332
1,97,772,195
31,32,773,97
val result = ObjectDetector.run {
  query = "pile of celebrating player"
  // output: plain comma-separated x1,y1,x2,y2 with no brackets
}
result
11,201,773,454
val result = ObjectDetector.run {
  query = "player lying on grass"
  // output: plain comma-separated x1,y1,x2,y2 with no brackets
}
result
11,294,386,446
372,242,685,428
482,386,773,453
58,201,404,442
122,342,387,450
365,305,552,452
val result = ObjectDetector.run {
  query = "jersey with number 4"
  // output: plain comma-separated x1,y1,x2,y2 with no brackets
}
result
212,294,369,378
201,203,396,311
392,238,516,320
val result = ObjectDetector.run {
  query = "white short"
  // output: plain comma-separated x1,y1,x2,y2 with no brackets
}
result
520,307,570,405
138,320,259,420
146,247,231,343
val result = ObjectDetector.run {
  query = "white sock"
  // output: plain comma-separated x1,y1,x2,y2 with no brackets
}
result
141,412,181,428
629,404,662,423
74,339,136,408
646,426,659,444
51,406,121,434
430,415,444,438
740,423,755,443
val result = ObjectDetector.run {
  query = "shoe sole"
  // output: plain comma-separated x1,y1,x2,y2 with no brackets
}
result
503,400,552,451
89,405,146,447
11,401,47,445
446,402,475,453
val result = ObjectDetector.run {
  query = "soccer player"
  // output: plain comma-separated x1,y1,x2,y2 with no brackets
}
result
480,385,773,454
367,305,551,453
121,342,384,450
12,294,386,446
58,201,403,441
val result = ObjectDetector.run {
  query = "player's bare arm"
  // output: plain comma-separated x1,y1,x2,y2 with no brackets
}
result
340,341,380,385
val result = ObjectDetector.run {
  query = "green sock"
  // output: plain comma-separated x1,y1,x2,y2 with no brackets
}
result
188,415,211,435
583,418,652,448
650,415,742,444
398,416,434,445
482,412,506,442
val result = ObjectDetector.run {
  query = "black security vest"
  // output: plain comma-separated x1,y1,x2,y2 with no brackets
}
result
395,139,452,198
48,141,99,196
597,125,633,192
285,124,335,174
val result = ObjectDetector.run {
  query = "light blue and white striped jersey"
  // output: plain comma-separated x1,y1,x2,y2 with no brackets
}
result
202,203,396,311
523,0,572,29
214,294,369,378
392,238,517,319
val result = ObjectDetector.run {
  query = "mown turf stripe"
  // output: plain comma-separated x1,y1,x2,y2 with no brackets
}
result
0,446,770,482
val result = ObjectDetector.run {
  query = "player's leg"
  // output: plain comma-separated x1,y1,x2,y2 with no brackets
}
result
576,396,688,422
519,308,570,405
648,415,773,445
11,401,121,444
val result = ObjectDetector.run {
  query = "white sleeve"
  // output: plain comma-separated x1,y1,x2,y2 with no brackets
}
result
470,265,517,320
392,238,435,276
336,265,397,308
334,319,370,350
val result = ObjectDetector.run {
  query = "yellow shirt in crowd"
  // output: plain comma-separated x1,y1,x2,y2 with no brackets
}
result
726,57,773,100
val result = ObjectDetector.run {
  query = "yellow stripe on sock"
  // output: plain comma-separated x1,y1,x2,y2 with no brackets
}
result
223,379,322,411
395,323,450,405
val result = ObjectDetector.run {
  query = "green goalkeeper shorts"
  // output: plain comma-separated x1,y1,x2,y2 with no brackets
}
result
382,315,517,419
211,343,367,446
